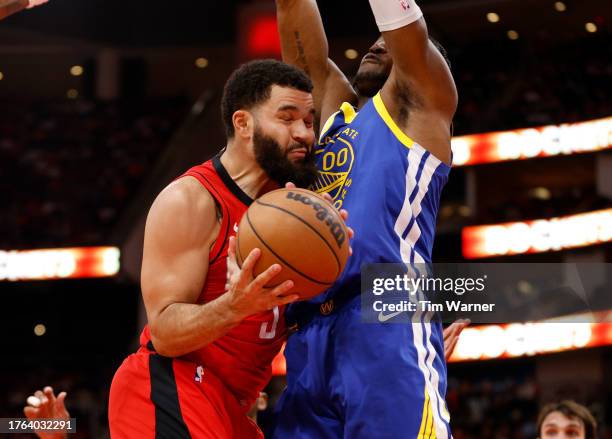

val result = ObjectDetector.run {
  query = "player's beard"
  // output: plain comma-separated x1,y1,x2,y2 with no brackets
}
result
352,69,388,98
253,127,318,188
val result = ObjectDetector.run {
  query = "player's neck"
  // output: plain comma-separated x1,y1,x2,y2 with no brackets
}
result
220,145,279,199
357,95,370,110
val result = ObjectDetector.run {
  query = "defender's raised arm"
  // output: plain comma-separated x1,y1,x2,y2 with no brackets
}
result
368,0,458,161
275,0,357,130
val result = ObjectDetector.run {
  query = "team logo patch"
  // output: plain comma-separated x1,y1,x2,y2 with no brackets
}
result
194,365,204,383
311,137,355,209
320,299,334,315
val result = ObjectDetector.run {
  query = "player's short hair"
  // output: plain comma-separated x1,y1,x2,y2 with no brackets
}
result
221,59,313,138
537,400,598,439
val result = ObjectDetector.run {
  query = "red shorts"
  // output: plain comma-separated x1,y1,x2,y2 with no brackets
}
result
108,347,263,439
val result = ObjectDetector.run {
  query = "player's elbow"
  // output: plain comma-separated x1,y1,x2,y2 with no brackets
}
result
149,318,181,357
149,329,180,357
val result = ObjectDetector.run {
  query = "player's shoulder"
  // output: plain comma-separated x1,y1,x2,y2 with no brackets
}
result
318,101,359,144
163,176,214,207
143,177,219,247
148,177,217,230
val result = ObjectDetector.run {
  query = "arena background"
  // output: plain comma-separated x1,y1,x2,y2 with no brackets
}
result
0,0,611,437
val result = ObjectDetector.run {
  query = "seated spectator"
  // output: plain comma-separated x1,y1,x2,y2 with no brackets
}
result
537,400,598,439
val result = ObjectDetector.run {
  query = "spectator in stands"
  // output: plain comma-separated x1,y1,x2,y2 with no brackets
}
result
537,400,598,439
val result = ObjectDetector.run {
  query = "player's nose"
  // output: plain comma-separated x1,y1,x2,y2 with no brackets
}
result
368,40,387,55
292,121,315,146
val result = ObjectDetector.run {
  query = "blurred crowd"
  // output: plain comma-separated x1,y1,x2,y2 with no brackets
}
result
446,374,609,439
0,34,610,249
451,33,611,135
447,376,540,438
0,97,188,249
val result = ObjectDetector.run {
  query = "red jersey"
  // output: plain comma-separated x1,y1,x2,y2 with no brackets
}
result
139,155,286,406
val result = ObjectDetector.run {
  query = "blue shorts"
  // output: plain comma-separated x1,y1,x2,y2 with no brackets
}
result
272,297,452,439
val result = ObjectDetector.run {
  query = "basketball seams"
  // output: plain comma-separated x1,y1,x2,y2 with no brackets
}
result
245,208,335,286
235,224,244,267
254,196,343,275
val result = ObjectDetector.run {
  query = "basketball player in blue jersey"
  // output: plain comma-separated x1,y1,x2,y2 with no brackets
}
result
273,0,458,437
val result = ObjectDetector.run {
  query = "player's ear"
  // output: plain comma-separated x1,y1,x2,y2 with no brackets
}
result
232,110,252,139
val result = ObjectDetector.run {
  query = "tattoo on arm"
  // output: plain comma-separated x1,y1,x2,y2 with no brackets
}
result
294,31,310,75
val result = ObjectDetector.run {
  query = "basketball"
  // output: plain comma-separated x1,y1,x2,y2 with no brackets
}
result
236,188,350,300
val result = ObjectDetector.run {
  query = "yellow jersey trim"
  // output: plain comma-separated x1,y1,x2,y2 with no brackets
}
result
417,387,437,438
318,102,357,143
340,102,357,123
418,389,429,437
373,92,414,148
318,110,340,143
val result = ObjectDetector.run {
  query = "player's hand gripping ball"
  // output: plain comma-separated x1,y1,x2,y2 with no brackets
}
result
236,188,350,300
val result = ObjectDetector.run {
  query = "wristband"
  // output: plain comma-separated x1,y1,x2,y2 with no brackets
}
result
368,0,423,32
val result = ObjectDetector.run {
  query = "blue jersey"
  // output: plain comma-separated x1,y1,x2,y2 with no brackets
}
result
311,92,450,304
275,94,453,439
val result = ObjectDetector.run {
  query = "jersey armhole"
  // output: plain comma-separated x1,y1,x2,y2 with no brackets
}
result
372,92,415,148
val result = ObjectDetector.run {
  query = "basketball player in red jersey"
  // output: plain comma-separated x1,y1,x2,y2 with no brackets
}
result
108,59,319,438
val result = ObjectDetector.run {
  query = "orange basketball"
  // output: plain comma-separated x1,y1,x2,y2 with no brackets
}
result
236,188,350,300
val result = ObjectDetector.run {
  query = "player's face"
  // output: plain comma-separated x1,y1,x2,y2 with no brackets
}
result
353,36,394,98
254,85,316,160
251,85,318,187
540,412,586,439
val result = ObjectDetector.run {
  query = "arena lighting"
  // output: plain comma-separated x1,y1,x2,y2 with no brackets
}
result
507,30,519,40
449,313,612,362
70,65,83,77
244,14,281,58
345,49,359,60
451,116,612,166
462,208,612,259
33,324,46,336
67,89,78,99
0,246,120,281
194,57,209,69
272,315,612,374
486,12,500,23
